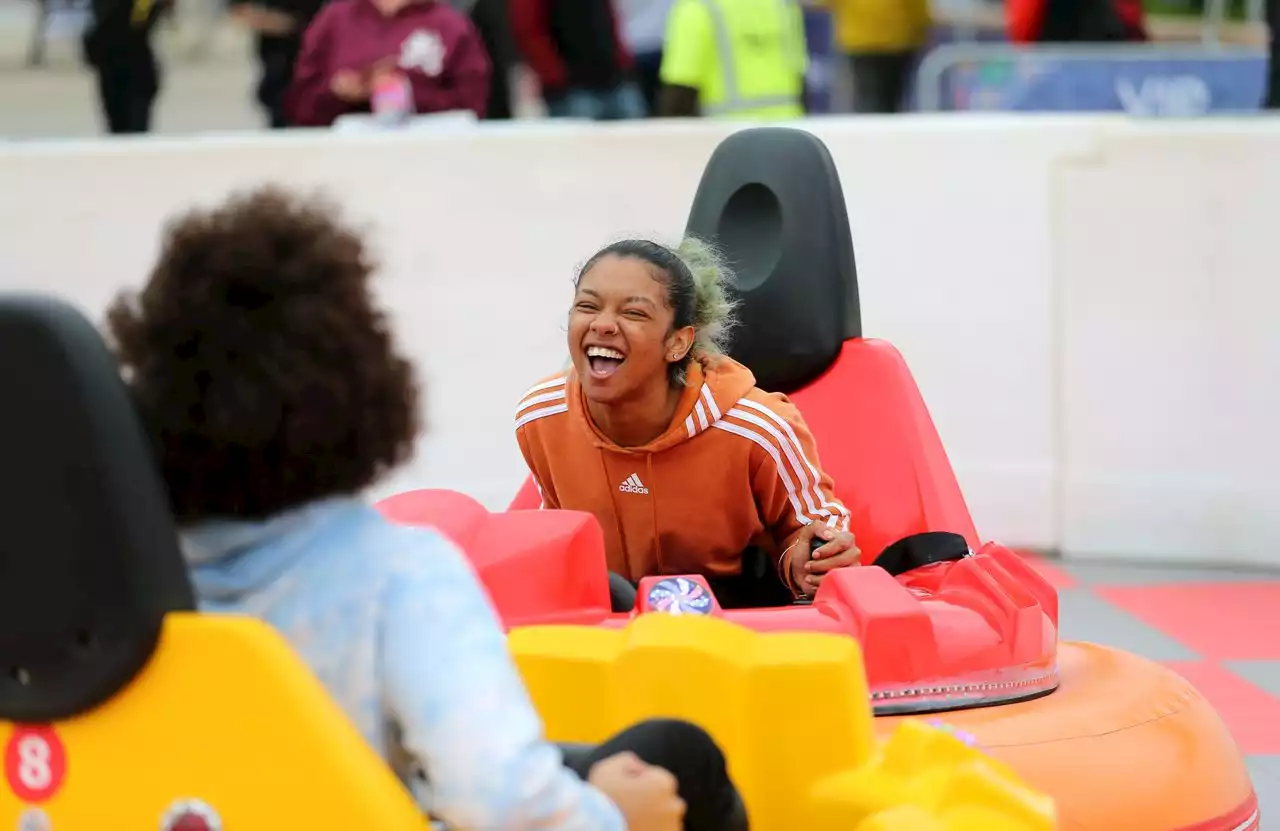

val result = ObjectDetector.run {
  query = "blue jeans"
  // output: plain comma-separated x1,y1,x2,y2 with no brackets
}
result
545,83,648,120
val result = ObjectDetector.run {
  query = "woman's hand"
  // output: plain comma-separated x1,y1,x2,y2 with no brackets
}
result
369,63,405,91
790,523,861,596
588,752,685,831
330,69,370,103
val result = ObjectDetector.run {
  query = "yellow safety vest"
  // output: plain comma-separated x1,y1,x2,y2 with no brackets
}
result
664,0,808,120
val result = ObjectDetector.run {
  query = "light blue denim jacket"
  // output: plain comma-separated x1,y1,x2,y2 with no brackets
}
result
181,497,625,831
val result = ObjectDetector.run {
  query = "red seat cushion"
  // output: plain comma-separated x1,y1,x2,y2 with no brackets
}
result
789,339,979,561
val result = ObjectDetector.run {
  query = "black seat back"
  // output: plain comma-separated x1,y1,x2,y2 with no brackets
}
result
0,294,194,722
684,127,861,393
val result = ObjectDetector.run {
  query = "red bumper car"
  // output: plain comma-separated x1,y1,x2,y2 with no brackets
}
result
379,127,1258,831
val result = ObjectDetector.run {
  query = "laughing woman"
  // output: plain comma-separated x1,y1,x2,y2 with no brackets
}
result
515,238,861,607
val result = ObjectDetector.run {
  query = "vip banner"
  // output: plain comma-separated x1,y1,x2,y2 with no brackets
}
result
915,44,1267,114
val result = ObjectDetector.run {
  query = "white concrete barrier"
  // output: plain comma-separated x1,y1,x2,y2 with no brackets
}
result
1052,121,1280,566
0,116,1275,567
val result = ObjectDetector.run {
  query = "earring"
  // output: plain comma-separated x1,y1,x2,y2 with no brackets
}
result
671,352,680,360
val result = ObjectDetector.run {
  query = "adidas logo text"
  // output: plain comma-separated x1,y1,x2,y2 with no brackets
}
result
618,473,649,495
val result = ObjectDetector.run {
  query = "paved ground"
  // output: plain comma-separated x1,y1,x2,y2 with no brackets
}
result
0,11,315,139
0,9,547,139
1021,553,1280,825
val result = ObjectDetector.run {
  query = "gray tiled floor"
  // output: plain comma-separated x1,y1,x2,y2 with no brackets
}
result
1229,661,1280,699
1247,758,1280,828
1056,584,1201,660
1051,556,1280,829
1057,561,1279,586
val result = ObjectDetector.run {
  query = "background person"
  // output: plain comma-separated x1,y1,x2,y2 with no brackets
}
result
1007,0,1148,43
1267,0,1279,107
452,0,518,119
820,0,929,113
616,0,675,114
106,185,747,831
516,239,860,608
82,0,166,133
509,0,647,119
656,0,807,119
228,0,331,128
285,0,492,126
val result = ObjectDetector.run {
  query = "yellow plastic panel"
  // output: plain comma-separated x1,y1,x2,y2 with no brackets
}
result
811,720,1057,830
0,613,426,830
512,613,878,829
511,614,1057,831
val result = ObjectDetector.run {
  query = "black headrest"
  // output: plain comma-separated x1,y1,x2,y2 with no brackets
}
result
0,294,194,723
684,127,861,394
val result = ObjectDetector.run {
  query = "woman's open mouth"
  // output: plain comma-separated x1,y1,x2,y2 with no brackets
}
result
585,345,625,378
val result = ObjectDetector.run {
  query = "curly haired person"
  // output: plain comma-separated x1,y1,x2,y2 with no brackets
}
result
108,186,747,831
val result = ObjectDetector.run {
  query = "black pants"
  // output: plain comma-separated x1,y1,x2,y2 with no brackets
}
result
257,33,303,128
847,51,915,114
1267,0,1280,108
633,49,664,116
562,719,748,831
469,0,514,119
706,546,795,610
83,11,160,133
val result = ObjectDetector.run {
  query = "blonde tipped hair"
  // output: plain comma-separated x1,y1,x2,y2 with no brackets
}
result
674,235,740,361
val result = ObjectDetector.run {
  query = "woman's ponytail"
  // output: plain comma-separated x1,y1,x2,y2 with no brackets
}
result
674,236,739,359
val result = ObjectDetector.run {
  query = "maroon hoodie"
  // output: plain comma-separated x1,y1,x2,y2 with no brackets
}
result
286,0,491,127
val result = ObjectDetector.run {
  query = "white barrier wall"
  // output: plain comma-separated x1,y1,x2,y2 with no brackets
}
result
1052,122,1280,566
1,116,1276,567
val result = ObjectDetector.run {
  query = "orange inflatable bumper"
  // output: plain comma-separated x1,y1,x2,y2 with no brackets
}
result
879,643,1259,831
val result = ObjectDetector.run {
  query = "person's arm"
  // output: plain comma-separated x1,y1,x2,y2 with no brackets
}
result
226,0,298,33
745,394,851,594
380,532,625,830
508,0,569,91
656,0,711,116
515,377,566,509
283,6,352,126
516,426,560,509
402,18,492,116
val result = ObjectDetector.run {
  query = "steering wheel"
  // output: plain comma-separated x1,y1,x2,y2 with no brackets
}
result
608,537,829,613
608,572,638,613
606,535,968,613
788,536,827,606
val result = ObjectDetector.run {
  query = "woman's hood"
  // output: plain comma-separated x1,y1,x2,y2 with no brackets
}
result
572,354,758,454
181,497,366,602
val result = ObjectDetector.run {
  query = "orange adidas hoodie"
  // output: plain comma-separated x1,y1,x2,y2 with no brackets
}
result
514,355,851,587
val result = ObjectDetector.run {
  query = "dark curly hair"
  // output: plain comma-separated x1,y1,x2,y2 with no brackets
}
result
107,185,420,524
